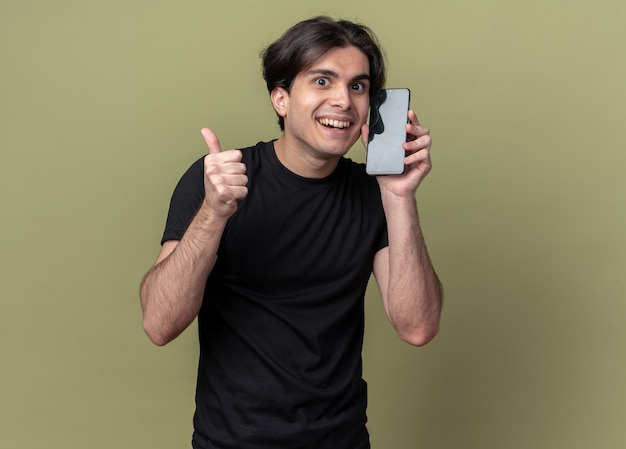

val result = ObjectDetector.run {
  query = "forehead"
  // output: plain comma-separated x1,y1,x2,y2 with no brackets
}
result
304,45,370,77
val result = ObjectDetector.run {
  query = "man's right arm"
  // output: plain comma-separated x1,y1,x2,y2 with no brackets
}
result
139,128,248,346
139,206,228,346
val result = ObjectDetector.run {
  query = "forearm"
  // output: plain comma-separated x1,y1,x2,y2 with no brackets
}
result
140,205,227,346
381,192,443,346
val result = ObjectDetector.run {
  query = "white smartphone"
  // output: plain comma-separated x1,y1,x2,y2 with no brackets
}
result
366,88,411,175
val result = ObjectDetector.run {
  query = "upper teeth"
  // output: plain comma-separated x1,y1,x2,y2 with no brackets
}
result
319,118,350,129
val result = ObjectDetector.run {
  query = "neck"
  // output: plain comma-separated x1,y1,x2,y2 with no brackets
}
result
273,136,340,178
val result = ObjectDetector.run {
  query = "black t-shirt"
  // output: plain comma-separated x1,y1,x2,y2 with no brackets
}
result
162,141,388,449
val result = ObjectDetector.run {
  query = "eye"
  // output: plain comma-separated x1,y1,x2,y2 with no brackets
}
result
351,82,368,92
315,77,329,86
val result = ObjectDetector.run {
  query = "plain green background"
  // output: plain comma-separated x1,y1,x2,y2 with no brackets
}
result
2,1,625,448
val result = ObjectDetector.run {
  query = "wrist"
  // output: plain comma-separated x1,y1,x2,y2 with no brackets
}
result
379,186,417,206
195,203,231,228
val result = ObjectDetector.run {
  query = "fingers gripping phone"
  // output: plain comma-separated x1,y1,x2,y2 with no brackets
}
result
366,88,411,175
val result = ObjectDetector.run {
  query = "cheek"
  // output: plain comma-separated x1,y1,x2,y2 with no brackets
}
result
357,101,370,123
286,97,313,118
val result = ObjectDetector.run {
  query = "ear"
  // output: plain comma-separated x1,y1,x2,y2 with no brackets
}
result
270,87,289,118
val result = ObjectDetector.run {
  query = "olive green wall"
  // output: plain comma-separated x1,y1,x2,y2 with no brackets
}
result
1,1,625,448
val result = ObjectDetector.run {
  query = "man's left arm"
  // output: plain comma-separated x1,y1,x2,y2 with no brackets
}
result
369,110,443,346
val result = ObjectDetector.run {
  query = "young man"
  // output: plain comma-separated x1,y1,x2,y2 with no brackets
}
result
140,16,442,449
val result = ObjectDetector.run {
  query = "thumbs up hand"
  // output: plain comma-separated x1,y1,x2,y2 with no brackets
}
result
200,128,248,219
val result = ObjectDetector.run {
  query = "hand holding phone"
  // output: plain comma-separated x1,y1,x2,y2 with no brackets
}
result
366,88,411,176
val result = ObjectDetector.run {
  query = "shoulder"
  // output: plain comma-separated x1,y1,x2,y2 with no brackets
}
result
179,141,271,179
239,141,272,164
171,140,269,199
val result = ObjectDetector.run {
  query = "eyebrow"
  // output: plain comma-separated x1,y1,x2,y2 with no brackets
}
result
306,69,371,82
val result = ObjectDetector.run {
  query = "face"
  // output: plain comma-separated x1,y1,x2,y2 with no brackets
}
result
272,46,371,164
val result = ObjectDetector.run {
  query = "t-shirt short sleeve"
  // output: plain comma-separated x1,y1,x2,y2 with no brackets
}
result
161,157,205,245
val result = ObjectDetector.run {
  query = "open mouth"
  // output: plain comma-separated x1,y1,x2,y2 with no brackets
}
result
318,118,351,129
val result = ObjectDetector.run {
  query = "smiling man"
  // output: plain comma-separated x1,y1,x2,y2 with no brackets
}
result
140,16,442,449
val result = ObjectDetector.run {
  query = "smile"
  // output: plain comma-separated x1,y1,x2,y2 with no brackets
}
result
318,118,351,129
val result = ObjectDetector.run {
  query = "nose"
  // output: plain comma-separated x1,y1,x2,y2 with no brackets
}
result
330,86,351,110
